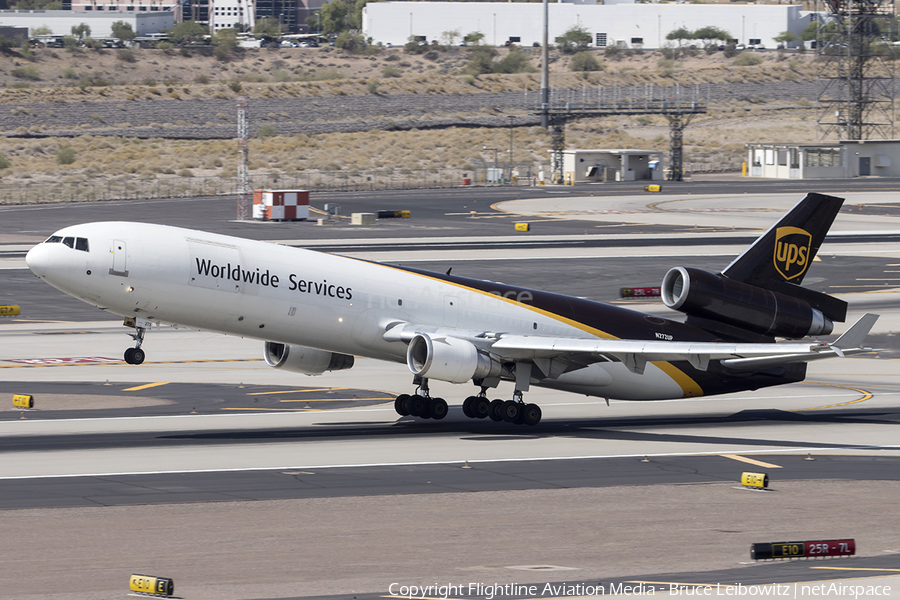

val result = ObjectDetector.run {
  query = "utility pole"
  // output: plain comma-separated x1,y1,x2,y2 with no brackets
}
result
540,0,549,128
236,97,250,220
508,115,515,178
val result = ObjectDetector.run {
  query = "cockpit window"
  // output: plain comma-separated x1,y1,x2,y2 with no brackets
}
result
45,235,89,251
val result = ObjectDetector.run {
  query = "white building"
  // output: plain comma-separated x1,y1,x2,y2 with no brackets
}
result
210,0,255,32
363,2,811,49
556,149,664,183
0,9,174,37
67,0,177,13
746,140,900,179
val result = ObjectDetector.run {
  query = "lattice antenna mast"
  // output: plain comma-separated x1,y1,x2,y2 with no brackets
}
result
817,0,895,140
236,97,250,220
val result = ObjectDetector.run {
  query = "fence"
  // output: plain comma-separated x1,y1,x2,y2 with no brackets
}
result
0,162,741,205
0,167,540,205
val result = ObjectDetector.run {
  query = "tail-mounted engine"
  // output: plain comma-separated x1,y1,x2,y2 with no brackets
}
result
407,334,502,384
661,267,833,339
264,342,355,375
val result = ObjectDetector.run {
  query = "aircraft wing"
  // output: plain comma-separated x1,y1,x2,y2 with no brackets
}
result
488,313,880,375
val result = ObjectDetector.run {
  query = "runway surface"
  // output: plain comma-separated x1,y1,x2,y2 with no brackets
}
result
1,180,900,600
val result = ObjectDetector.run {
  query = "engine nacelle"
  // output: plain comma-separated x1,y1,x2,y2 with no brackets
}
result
407,334,501,384
263,342,354,375
661,266,832,339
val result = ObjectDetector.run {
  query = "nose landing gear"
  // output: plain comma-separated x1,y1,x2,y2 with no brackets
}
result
123,317,150,365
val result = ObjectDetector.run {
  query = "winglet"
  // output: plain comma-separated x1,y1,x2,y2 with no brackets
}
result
831,313,879,352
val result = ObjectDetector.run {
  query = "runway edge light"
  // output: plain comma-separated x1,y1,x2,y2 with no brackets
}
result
644,184,662,192
741,471,768,489
515,223,530,232
13,394,33,409
129,574,174,597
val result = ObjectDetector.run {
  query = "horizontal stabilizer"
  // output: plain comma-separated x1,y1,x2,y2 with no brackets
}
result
831,313,879,355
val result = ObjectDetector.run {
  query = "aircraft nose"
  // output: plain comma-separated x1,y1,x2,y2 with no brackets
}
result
25,244,49,278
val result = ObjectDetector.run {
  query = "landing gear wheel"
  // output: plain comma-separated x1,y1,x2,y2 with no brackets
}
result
462,396,477,418
502,400,522,423
408,395,426,418
430,397,448,420
522,403,542,426
488,399,505,422
471,397,490,419
394,394,411,416
124,347,144,365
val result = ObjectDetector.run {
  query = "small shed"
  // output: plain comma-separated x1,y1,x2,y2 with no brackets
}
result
553,149,665,183
746,140,900,179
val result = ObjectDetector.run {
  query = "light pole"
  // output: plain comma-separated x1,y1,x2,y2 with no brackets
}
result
507,116,515,179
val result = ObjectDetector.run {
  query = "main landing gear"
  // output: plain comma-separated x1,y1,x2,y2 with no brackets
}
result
393,383,542,426
393,378,449,420
462,389,541,426
123,320,147,365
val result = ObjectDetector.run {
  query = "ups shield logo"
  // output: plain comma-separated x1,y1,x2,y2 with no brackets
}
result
774,226,812,280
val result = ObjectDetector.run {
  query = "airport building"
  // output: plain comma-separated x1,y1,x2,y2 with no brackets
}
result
0,9,175,37
556,149,665,183
746,140,900,179
362,1,811,49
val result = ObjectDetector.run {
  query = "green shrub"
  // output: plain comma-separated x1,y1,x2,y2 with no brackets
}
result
569,51,601,72
464,46,497,75
11,65,40,80
493,46,535,73
367,78,381,94
194,74,210,84
56,146,76,165
0,155,10,170
734,52,763,66
228,80,243,93
382,65,402,78
117,49,136,63
257,124,276,138
335,31,366,54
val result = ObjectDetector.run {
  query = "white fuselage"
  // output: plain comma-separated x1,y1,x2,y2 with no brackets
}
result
25,222,692,400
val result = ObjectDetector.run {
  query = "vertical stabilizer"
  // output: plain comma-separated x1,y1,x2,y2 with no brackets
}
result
720,192,847,324
722,192,844,286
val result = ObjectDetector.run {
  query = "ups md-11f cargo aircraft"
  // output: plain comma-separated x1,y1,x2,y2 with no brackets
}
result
25,193,878,426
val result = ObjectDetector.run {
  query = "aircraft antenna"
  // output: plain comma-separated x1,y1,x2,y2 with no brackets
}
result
236,97,250,220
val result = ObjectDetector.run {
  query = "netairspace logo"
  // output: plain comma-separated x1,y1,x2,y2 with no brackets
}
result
387,582,893,599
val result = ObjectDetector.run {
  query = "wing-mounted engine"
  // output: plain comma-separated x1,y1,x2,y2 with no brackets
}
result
264,342,354,375
406,334,502,384
661,267,833,339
